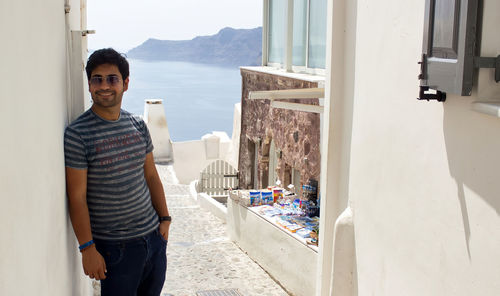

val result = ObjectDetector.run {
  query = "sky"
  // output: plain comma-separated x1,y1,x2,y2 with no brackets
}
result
87,0,263,52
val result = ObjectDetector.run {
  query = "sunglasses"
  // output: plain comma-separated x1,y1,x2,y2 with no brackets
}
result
89,75,121,86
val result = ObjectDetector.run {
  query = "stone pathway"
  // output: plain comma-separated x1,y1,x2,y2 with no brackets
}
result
92,165,289,296
158,165,290,296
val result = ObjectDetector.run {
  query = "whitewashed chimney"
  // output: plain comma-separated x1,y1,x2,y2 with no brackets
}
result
143,99,174,163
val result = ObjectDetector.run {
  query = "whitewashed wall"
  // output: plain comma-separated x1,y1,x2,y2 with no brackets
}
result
171,103,241,184
228,103,241,169
172,134,233,185
0,0,90,295
345,0,500,295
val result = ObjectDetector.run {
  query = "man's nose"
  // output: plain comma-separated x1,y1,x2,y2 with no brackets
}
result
99,79,112,88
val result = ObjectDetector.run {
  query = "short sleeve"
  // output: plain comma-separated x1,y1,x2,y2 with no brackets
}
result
64,126,88,169
142,122,154,154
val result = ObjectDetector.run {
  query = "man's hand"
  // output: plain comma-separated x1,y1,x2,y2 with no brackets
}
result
144,152,171,243
159,221,171,242
82,246,107,280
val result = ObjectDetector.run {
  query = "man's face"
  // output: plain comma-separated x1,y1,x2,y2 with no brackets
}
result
88,63,129,109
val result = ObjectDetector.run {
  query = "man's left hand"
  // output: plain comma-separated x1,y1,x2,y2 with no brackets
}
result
159,220,170,241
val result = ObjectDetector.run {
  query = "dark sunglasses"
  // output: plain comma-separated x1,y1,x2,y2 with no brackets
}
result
89,75,121,86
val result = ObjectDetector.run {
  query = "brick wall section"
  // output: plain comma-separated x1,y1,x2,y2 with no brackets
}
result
238,68,321,190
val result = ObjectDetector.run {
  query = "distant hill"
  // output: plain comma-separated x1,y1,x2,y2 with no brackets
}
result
127,27,262,67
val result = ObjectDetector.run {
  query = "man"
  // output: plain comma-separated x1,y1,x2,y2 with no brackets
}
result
64,48,171,296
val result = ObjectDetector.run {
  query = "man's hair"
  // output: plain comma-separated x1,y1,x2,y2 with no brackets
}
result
85,48,129,80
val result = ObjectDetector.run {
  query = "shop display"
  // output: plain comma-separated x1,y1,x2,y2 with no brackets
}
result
251,204,320,245
249,191,260,206
234,183,321,246
261,191,273,205
272,188,283,203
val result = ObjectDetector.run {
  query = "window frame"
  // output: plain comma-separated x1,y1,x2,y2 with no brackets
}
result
420,0,479,96
263,0,326,75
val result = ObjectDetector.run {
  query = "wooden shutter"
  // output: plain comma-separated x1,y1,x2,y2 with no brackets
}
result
420,0,479,96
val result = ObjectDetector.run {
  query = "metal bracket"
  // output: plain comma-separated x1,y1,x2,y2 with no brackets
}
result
224,174,239,178
417,54,446,102
81,30,96,36
474,55,500,83
418,86,446,102
418,53,427,80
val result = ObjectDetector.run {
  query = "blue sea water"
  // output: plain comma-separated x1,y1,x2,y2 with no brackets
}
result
121,59,242,142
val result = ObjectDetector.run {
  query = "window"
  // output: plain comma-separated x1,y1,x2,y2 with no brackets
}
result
293,0,308,66
307,0,327,69
269,0,287,64
419,0,479,96
265,0,327,71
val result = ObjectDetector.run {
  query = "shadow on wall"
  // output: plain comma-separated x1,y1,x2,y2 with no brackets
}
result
443,96,500,258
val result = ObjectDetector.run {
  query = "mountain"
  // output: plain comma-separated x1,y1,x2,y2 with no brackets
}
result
127,27,262,67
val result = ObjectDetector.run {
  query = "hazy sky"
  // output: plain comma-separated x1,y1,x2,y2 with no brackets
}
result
87,0,263,52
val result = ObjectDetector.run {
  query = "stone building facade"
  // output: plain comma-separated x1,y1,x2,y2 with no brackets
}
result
238,68,322,191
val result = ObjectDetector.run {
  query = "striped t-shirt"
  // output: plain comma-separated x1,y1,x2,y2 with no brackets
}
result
64,108,159,241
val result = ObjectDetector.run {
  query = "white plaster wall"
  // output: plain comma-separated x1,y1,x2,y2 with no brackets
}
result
228,103,242,169
0,1,90,295
350,0,500,295
172,140,214,184
227,198,318,296
197,192,227,222
172,133,236,185
172,103,240,185
211,131,232,160
202,133,222,159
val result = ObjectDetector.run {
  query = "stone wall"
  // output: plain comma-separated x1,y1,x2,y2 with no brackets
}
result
238,68,321,190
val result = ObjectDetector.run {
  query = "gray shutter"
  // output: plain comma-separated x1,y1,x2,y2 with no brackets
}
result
420,0,479,96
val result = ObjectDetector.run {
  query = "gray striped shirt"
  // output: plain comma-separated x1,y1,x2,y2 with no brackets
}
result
64,109,159,240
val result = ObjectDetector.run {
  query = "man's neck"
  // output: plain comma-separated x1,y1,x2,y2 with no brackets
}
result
91,105,121,121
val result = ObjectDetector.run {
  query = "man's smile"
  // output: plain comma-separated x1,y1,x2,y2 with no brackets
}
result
96,91,115,97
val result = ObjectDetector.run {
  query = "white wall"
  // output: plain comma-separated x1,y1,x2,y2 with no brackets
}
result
347,0,500,295
227,198,318,296
172,103,241,184
172,140,213,184
228,103,242,169
0,1,90,295
172,134,234,185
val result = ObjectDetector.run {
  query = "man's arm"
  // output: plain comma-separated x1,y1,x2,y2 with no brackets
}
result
143,152,171,240
65,167,107,280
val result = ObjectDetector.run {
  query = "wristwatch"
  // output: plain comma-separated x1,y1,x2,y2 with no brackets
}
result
159,216,172,222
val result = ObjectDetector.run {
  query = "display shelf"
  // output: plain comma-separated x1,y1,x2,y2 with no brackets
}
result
227,193,318,296
247,206,319,252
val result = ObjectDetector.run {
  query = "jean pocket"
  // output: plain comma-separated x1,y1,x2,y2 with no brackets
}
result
97,244,124,267
157,231,168,244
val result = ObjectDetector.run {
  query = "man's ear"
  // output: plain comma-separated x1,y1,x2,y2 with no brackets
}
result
123,77,129,92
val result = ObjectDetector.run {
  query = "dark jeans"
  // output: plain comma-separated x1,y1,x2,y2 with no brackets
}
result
95,229,167,296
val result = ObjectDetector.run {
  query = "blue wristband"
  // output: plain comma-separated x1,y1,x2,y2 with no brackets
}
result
79,240,94,251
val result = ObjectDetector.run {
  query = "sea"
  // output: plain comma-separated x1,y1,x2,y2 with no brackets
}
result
121,59,242,142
